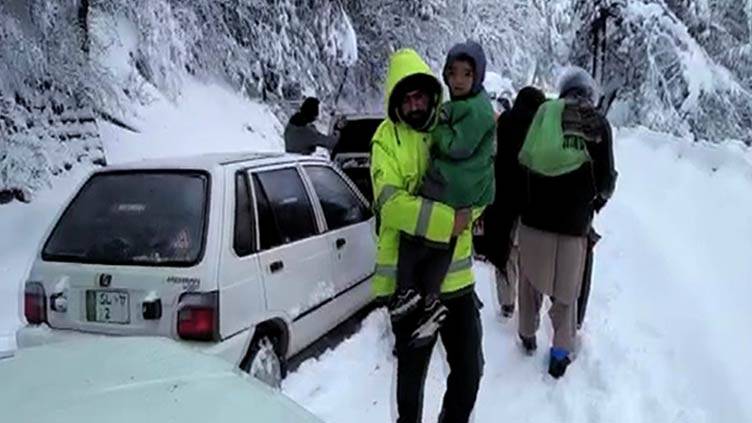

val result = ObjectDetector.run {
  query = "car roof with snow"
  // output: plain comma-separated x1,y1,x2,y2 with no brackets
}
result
100,151,329,172
0,337,323,422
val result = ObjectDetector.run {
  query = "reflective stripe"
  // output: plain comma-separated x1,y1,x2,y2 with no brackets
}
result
375,185,399,212
377,257,471,282
415,199,434,237
448,257,473,273
375,264,397,279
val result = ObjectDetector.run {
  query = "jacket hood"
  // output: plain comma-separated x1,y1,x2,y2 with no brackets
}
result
558,66,599,105
443,40,487,98
512,86,547,120
384,48,443,126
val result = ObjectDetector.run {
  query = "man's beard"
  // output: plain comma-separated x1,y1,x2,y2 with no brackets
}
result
402,110,431,130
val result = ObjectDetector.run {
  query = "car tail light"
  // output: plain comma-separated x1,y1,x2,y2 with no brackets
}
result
177,292,218,342
24,282,47,325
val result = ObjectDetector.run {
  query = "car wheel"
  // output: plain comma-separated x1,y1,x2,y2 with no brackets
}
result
244,335,285,388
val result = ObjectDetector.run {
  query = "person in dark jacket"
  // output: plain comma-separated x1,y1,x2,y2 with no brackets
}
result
480,86,546,318
516,67,617,379
284,97,336,155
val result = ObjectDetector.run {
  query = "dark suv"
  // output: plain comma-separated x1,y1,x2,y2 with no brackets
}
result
330,114,384,203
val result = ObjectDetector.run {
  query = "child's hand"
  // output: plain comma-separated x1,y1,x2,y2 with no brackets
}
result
438,107,451,124
452,208,472,236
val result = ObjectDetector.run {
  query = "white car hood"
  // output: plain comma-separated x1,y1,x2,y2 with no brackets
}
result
0,337,322,423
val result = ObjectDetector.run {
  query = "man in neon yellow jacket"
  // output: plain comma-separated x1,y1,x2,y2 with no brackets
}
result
371,48,484,423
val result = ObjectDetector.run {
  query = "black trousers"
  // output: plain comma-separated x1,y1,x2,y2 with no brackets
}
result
392,291,484,423
397,233,457,300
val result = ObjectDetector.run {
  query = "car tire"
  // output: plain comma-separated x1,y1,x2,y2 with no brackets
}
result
243,335,286,388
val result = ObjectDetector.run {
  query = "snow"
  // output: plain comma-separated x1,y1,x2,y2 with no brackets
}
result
328,9,359,67
89,12,140,83
101,79,284,164
1,82,751,422
0,168,90,357
89,5,285,164
620,0,751,143
484,71,515,100
289,281,338,318
283,126,752,422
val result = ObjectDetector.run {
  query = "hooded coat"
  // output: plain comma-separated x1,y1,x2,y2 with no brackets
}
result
369,49,478,298
476,87,546,268
419,41,496,209
520,68,618,236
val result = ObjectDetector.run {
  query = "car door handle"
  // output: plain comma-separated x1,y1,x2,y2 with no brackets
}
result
270,261,284,273
336,238,347,249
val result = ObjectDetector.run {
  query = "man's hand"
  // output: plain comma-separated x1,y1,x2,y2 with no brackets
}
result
452,208,472,236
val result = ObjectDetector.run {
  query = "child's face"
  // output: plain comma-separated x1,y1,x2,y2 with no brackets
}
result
447,60,474,98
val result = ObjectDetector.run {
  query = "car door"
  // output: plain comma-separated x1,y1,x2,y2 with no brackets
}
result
302,165,376,298
216,168,266,340
251,166,337,354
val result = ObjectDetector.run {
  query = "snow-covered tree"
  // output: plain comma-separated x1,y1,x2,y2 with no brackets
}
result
570,0,751,143
2,0,750,202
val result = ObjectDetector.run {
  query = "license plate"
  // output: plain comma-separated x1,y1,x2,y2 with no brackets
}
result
86,291,130,324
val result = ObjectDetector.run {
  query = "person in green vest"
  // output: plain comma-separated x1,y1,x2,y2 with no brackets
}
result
370,48,484,423
389,40,495,347
516,66,618,379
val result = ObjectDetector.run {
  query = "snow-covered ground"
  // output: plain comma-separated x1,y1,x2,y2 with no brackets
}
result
1,89,750,422
283,127,752,423
0,169,90,358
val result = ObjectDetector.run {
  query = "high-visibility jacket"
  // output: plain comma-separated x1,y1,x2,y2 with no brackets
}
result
370,48,478,298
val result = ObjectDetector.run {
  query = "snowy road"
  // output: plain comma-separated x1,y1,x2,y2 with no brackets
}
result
282,128,752,423
1,120,750,422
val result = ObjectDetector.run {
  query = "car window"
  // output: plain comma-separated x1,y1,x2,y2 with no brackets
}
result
43,171,208,266
252,177,282,251
234,171,254,256
304,166,371,231
253,168,318,250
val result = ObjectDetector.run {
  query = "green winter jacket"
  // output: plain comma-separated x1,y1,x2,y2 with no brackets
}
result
420,93,497,208
369,49,479,298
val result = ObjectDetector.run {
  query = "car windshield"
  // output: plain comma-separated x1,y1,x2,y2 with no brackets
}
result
43,171,209,266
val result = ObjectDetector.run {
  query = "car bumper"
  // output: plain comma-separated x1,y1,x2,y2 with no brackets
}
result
16,325,252,365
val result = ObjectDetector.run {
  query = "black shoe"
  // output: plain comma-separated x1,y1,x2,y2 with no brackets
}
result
388,289,422,323
548,348,572,379
410,299,448,348
519,334,537,355
501,304,515,318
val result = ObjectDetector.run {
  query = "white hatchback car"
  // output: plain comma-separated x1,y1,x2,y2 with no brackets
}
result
16,152,376,386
